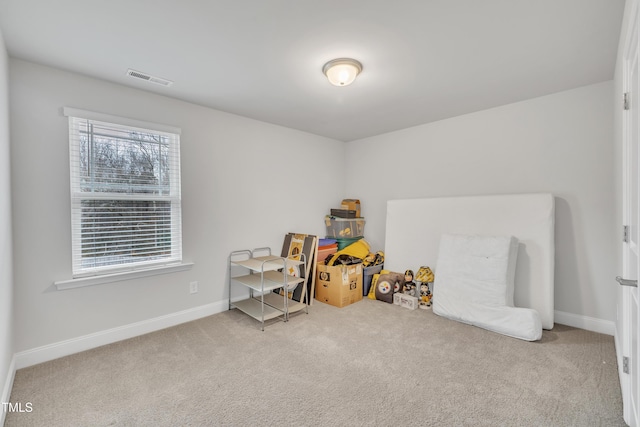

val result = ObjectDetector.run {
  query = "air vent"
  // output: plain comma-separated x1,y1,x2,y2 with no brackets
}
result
126,69,173,87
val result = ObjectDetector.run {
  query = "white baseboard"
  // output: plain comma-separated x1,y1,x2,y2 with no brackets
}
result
554,310,615,336
14,301,229,370
9,304,615,372
1,355,16,426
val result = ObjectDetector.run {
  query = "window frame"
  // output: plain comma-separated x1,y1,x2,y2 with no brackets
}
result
62,107,185,283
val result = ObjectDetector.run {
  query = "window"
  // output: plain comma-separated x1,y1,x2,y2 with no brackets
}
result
65,108,182,278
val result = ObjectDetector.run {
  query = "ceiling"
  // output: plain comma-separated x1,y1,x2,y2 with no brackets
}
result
0,0,626,142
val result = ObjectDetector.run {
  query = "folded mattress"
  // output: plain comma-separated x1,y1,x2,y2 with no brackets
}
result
432,233,542,341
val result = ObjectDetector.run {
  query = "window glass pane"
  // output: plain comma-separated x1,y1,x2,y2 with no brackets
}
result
79,199,173,269
79,123,172,195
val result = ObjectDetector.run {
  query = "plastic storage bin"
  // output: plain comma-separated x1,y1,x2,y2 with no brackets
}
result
335,236,363,250
319,238,337,247
363,264,383,296
325,216,365,238
317,244,338,262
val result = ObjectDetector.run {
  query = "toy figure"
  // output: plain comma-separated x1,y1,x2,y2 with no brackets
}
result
419,282,432,309
403,269,416,296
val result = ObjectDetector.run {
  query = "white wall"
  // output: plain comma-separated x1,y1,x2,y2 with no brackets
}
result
9,59,345,353
7,57,618,359
0,26,14,410
345,81,616,323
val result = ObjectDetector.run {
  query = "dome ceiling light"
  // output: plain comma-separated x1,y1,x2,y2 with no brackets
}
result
322,58,362,87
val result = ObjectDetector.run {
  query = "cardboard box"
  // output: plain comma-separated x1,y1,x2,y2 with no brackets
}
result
316,263,363,308
341,199,361,217
393,293,419,310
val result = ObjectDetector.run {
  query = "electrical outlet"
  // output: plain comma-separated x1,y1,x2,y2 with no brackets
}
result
189,281,198,294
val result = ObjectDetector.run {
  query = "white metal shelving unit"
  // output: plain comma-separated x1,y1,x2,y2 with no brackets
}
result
228,247,307,330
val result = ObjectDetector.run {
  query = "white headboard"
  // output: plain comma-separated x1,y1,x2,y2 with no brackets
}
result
384,193,555,329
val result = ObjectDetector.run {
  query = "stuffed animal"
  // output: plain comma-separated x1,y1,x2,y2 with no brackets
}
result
375,271,405,304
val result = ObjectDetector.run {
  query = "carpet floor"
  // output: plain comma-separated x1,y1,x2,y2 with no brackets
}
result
5,297,625,426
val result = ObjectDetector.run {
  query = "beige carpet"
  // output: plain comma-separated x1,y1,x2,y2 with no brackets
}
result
5,298,624,426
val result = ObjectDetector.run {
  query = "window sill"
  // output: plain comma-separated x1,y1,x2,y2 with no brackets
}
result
53,262,194,290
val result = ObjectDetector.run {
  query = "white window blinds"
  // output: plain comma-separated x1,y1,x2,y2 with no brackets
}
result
66,109,182,277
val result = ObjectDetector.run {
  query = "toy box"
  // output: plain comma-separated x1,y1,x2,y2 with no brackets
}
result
315,263,363,308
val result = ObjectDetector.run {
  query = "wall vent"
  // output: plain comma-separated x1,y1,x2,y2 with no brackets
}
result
126,69,173,87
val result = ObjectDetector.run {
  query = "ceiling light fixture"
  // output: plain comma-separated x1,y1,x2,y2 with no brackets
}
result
322,58,362,87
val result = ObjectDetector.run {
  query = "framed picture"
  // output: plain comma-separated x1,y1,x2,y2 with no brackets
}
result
279,232,318,304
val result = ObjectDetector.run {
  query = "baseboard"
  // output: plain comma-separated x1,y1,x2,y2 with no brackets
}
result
10,305,615,371
554,310,615,336
1,355,16,427
14,301,228,370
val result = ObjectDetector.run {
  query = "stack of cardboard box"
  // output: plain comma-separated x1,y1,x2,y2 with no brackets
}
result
316,199,366,308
